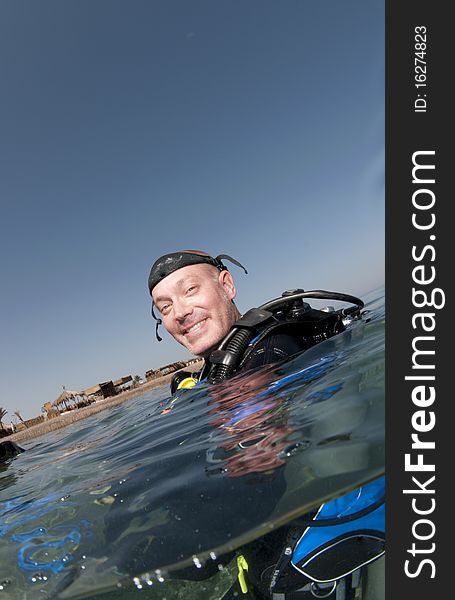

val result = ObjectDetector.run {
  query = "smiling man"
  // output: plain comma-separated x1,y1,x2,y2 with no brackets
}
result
147,250,312,391
149,251,241,358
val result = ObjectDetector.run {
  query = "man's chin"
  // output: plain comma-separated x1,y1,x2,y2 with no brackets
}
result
189,344,215,359
183,337,218,359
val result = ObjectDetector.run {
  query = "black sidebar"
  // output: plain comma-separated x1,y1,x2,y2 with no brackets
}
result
386,1,451,599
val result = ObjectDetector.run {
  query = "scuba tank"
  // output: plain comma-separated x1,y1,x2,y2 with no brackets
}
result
235,477,385,600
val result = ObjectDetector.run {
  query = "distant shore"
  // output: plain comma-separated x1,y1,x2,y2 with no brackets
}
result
3,360,203,445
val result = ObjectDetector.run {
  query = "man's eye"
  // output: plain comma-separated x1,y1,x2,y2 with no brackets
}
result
186,286,197,294
160,304,170,312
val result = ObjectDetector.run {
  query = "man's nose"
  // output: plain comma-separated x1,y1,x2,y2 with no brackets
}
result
173,297,192,321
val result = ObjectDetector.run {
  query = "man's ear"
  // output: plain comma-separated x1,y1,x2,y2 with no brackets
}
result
219,270,236,301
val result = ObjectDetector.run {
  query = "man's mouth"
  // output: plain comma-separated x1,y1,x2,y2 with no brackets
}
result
183,318,207,336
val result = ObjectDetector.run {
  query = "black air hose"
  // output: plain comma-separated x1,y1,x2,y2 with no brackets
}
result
209,328,253,384
260,290,364,313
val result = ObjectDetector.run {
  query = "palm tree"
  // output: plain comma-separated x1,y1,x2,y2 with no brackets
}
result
14,411,27,428
0,407,7,431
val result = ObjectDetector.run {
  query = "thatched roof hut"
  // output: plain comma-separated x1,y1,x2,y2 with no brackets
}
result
113,375,132,387
52,389,80,411
53,389,79,406
145,361,187,381
81,384,102,397
81,381,116,399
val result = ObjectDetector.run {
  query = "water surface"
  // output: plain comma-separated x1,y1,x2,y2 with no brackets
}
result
0,288,384,599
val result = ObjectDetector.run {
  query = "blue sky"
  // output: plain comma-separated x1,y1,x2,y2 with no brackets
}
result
0,0,384,420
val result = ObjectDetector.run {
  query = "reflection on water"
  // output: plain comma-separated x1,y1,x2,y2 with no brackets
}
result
0,288,384,599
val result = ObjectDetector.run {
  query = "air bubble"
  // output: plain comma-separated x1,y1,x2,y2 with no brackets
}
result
0,579,11,591
141,572,150,581
30,572,47,583
280,441,308,457
155,569,165,583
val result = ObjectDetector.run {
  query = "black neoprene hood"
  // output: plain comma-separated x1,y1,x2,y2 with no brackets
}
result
148,251,247,296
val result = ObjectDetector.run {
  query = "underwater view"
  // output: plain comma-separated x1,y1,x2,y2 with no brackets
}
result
0,289,385,600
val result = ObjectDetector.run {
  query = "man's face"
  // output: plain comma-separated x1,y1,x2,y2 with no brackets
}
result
152,264,239,357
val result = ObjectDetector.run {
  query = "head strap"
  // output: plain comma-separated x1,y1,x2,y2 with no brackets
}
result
150,303,163,342
215,254,248,275
148,251,247,296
